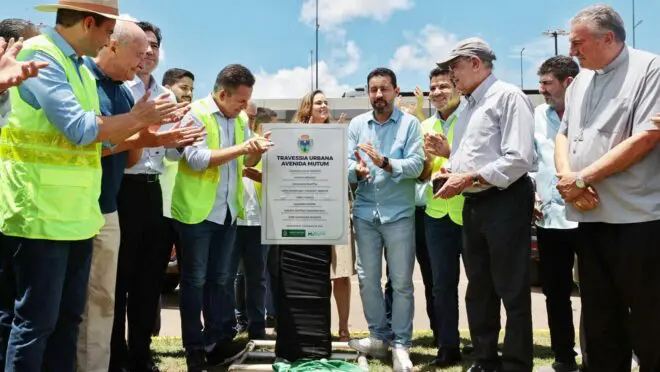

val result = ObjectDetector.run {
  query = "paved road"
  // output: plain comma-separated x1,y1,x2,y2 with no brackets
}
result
157,259,581,336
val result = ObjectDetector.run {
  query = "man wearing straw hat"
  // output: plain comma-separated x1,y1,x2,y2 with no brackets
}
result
0,1,188,371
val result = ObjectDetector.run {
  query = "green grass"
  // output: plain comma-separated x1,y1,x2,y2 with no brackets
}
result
151,331,574,371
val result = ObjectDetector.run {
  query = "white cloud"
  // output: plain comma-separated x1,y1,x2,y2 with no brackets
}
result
118,13,139,22
299,0,413,81
300,0,414,29
512,35,571,62
389,25,458,72
508,34,572,89
252,0,416,99
252,62,352,99
332,40,361,77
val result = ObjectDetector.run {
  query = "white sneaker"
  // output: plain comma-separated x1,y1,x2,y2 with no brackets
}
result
348,336,388,359
392,347,413,372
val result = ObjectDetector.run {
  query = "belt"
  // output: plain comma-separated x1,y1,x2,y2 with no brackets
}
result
463,174,531,199
124,173,160,183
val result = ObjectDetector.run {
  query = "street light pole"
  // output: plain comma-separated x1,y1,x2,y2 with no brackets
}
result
315,0,319,90
520,47,525,89
542,29,569,56
633,0,636,47
310,50,314,92
632,0,644,48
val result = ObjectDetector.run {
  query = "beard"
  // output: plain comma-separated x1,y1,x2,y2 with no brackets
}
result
543,95,558,108
371,98,391,113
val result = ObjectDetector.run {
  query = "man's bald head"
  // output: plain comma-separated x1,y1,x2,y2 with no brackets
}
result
246,101,258,131
97,20,148,82
246,101,257,116
110,21,147,47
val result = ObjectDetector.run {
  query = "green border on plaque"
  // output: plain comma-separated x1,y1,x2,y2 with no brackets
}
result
282,229,306,238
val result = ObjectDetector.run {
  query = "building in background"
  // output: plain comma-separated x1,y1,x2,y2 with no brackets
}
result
254,89,543,122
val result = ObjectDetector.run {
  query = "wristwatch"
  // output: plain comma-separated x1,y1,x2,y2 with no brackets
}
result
471,174,481,186
380,156,390,169
575,172,586,189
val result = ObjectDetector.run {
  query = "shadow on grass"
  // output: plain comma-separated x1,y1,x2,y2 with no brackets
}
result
406,335,555,372
152,332,558,372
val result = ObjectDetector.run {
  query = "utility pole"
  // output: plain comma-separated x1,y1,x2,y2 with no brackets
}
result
310,50,314,92
520,48,525,89
632,0,643,48
315,0,319,90
542,29,569,56
633,0,636,47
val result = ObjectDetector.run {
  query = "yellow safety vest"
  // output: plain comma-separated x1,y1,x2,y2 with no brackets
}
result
422,115,465,226
0,34,103,240
171,99,246,224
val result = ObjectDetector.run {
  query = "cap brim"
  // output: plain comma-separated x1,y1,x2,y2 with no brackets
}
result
34,4,134,21
436,54,460,67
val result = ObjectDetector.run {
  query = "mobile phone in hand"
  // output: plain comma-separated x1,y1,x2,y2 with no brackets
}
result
432,177,447,194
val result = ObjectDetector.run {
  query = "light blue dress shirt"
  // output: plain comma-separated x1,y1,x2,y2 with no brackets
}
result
347,108,424,224
180,95,251,225
16,27,98,145
532,104,577,229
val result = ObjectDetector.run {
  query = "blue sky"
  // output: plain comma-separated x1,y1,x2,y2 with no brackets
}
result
5,0,658,99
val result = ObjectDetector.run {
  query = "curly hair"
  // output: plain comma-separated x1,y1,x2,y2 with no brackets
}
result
537,56,579,82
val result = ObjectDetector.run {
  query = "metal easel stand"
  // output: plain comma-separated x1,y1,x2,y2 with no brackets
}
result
228,340,370,371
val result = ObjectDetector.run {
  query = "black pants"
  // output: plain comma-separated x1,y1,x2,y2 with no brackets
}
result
384,207,435,337
537,227,578,364
267,245,279,314
111,175,172,366
577,221,660,372
275,245,332,361
154,218,180,336
463,176,534,372
0,234,18,372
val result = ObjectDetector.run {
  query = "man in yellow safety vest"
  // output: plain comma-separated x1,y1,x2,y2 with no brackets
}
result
0,1,187,370
419,65,465,368
170,64,272,372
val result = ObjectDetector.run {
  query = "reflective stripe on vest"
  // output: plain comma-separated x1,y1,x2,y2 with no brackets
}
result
171,99,246,224
421,115,465,226
0,34,103,240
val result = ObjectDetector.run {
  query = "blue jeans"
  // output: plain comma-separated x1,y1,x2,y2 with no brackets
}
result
384,207,435,339
176,216,239,351
233,226,268,336
265,271,275,317
425,214,463,349
4,237,92,372
353,216,415,348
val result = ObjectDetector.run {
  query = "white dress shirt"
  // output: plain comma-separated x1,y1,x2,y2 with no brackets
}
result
124,75,177,175
0,91,10,128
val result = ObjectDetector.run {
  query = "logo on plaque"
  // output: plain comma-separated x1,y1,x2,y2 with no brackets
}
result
297,134,313,154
